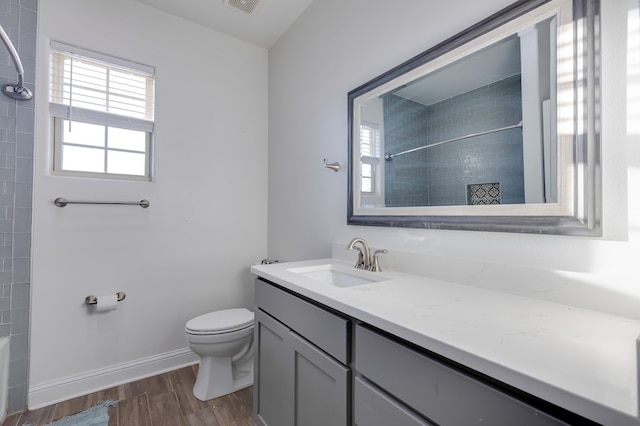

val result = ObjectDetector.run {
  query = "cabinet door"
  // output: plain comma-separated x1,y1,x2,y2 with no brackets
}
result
354,377,433,426
255,309,350,426
289,331,350,426
254,310,293,426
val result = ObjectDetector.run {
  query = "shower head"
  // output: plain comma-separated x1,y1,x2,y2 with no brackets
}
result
0,24,32,101
2,83,32,101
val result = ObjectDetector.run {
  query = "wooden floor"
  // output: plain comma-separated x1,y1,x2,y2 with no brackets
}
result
2,365,254,426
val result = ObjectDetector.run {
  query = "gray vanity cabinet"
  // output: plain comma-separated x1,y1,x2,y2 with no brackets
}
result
254,278,350,426
254,277,578,426
355,325,569,426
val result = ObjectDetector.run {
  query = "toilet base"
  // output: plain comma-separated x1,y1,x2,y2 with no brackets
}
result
192,355,254,401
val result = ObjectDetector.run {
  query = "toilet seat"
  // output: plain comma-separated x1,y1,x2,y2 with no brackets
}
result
186,308,254,335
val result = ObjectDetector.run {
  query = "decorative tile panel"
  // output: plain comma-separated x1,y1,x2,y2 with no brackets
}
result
468,182,501,205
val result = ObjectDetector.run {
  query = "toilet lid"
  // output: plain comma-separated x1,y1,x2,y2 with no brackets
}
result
185,308,254,334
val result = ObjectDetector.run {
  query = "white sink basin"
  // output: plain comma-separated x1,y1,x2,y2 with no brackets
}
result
287,264,389,288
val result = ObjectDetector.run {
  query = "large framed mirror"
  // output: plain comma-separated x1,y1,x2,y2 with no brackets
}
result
347,0,600,235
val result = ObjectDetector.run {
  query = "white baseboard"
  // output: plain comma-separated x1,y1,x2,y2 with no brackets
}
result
28,348,199,409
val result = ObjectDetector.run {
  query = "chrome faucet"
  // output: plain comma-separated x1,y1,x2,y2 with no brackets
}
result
347,238,371,270
346,238,386,271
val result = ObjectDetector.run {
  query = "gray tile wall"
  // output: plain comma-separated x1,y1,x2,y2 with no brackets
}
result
0,0,36,414
384,74,524,207
383,94,431,207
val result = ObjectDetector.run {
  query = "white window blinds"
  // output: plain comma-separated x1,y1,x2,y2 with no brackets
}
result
49,41,155,132
359,123,380,158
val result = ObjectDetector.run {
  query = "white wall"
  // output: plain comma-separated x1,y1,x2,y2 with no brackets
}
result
268,0,640,315
30,0,268,406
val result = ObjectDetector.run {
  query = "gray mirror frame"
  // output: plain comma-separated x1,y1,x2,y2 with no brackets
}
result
347,0,601,236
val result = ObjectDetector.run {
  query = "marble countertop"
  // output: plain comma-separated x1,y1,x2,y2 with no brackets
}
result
251,258,640,426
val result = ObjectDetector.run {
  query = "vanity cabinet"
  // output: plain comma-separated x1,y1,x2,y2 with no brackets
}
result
254,277,588,426
355,325,568,426
254,278,350,426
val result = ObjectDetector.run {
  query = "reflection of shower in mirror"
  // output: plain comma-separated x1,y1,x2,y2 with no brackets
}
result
347,0,601,236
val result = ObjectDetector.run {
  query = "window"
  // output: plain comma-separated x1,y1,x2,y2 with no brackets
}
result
359,123,380,193
49,41,155,180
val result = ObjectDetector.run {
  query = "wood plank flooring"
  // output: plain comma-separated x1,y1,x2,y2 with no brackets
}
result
2,365,254,426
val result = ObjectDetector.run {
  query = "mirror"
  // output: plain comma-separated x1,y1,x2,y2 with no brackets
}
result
348,0,600,235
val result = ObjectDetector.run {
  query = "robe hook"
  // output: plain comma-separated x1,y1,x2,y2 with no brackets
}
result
324,159,340,172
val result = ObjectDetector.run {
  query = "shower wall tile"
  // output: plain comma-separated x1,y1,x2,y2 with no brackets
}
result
11,283,27,309
8,357,26,387
9,332,26,362
384,75,524,207
8,384,25,415
10,307,27,335
13,207,30,231
16,106,33,131
13,232,30,258
18,7,35,35
0,194,11,206
16,131,32,158
0,246,9,260
12,257,28,283
0,0,36,413
15,157,31,182
14,181,31,207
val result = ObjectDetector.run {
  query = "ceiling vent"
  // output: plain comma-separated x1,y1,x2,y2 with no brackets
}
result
224,0,260,15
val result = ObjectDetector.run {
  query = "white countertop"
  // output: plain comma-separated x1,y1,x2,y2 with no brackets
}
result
251,258,640,426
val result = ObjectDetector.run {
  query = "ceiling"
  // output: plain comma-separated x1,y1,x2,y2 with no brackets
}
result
134,0,314,49
395,35,522,107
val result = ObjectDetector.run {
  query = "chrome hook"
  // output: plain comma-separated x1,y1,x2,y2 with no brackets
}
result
324,159,340,172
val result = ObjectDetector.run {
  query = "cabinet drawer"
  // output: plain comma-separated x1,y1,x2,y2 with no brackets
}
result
255,278,349,363
355,325,568,426
354,377,433,426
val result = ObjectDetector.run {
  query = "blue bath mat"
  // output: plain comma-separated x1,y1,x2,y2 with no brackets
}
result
23,400,118,426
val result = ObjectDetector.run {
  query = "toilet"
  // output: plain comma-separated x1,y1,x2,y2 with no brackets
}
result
185,308,255,401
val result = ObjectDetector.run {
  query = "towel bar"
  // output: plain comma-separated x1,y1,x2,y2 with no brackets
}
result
55,198,150,208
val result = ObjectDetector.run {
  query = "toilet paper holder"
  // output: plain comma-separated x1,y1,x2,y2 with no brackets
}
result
85,291,126,305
